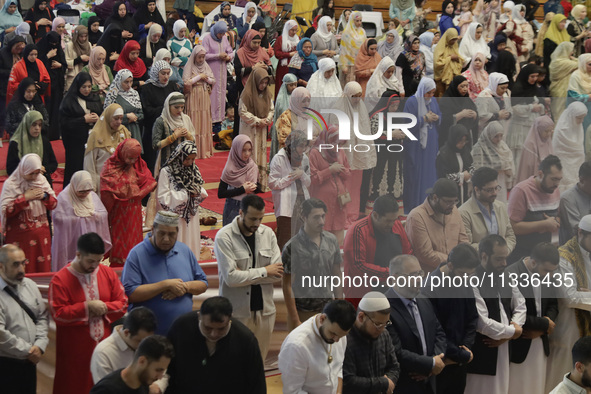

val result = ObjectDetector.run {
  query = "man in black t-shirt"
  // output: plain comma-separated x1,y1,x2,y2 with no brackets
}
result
90,335,174,394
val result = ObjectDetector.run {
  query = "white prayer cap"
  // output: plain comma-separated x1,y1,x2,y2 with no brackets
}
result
358,292,390,312
504,1,515,11
580,215,591,232
154,211,180,227
113,107,124,117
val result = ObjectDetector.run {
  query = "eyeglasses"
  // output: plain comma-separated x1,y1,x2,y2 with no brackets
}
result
481,185,502,193
365,314,392,330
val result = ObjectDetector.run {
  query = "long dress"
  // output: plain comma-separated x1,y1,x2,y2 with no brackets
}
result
203,22,234,124
37,31,66,140
549,42,578,121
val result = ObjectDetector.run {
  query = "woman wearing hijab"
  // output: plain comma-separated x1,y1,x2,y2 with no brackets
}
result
403,77,441,213
7,110,57,186
471,121,515,202
308,126,350,245
365,57,404,112
271,74,297,162
64,26,91,91
390,0,417,34
3,22,34,46
288,38,318,87
0,0,23,37
6,44,50,105
24,0,54,42
436,124,474,205
167,19,192,74
51,170,111,271
567,5,590,57
475,72,513,133
339,11,366,88
516,115,555,184
549,42,577,121
114,40,148,87
439,0,459,35
152,92,195,170
203,21,233,131
51,17,70,50
568,54,591,144
476,0,501,41
100,138,156,267
251,21,274,58
218,134,261,225
274,19,300,96
535,12,554,58
5,77,49,137
81,46,114,103
440,75,479,148
0,153,57,273
157,140,205,256
96,24,125,69
462,52,489,100
486,32,508,72
140,60,176,173
368,90,406,200
459,22,491,67
236,2,263,40
311,16,338,61
419,31,436,79
354,38,381,96
275,86,315,150
239,68,274,190
139,24,166,69
0,36,25,135
88,16,102,46
60,73,102,187
544,14,570,76
395,35,425,97
306,57,342,98
552,102,588,192
508,64,545,168
378,29,403,63
337,8,352,34
503,4,534,65
269,130,311,250
104,1,138,42
433,28,463,97
183,45,215,159
36,31,66,140
213,1,238,30
133,0,165,41
84,103,132,191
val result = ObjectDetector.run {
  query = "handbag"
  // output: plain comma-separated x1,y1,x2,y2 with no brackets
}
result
333,174,351,208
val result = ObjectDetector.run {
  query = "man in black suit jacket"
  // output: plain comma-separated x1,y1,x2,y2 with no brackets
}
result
505,242,559,394
385,254,447,394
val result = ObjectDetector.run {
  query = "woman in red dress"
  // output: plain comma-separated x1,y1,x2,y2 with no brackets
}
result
100,138,156,267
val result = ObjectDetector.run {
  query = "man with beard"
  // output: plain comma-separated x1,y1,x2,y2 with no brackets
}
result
385,254,447,394
464,234,526,394
50,233,128,394
508,154,563,263
406,178,469,272
166,296,266,394
422,243,479,394
546,214,591,391
550,336,591,393
342,292,400,394
559,162,591,244
279,299,357,394
122,211,208,336
459,166,516,253
0,245,49,394
91,335,174,394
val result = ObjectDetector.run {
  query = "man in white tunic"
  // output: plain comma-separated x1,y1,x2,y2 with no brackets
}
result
546,214,591,392
278,299,357,394
465,234,527,394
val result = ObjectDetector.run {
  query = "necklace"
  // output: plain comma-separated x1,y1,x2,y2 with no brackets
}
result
314,315,334,364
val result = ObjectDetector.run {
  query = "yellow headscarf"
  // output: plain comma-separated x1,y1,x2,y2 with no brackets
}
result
339,11,367,68
544,14,570,45
433,28,464,85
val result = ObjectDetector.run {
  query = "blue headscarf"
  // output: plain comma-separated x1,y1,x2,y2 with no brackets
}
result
297,38,318,72
210,20,228,42
0,0,23,34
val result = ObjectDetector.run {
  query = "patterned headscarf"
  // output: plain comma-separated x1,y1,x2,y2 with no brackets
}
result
104,69,142,109
146,60,171,87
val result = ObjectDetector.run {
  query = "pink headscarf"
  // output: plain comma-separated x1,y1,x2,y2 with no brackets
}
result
183,45,215,83
52,16,67,49
466,52,489,97
220,135,258,190
516,115,555,183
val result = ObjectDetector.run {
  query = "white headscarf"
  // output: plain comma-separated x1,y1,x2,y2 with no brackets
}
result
154,48,171,62
568,53,591,95
307,58,342,97
173,19,187,40
242,2,258,27
459,22,491,63
512,4,527,24
341,81,376,170
365,57,401,110
415,77,437,149
281,19,300,54
316,16,333,43
553,101,588,190
67,170,95,217
161,92,195,132
485,72,510,97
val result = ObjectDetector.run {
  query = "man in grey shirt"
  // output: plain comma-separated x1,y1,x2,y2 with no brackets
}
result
559,162,591,245
0,244,49,394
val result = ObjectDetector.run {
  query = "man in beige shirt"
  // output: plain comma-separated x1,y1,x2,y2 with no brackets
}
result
406,178,469,272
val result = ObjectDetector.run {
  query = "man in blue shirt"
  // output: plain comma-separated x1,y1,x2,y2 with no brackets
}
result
122,211,208,335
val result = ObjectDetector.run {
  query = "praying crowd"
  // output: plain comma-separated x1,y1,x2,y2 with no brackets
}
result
7,0,591,393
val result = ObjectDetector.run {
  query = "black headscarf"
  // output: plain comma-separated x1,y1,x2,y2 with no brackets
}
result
22,44,40,83
87,16,103,45
133,0,165,27
97,24,124,54
60,72,101,117
104,2,138,40
24,0,54,40
318,0,335,18
1,35,25,62
12,77,43,106
440,75,478,146
442,0,455,17
36,31,66,82
251,21,269,47
511,63,541,104
369,89,401,117
494,50,517,90
436,124,473,184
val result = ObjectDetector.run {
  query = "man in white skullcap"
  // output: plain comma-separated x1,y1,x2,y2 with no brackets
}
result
546,214,591,391
122,211,208,335
343,292,400,394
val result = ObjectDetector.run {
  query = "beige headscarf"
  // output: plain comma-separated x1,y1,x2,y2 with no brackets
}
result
433,28,464,85
88,46,111,91
568,53,591,95
85,104,131,154
67,170,95,217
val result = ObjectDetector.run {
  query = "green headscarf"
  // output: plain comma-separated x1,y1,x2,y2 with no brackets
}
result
10,111,44,159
